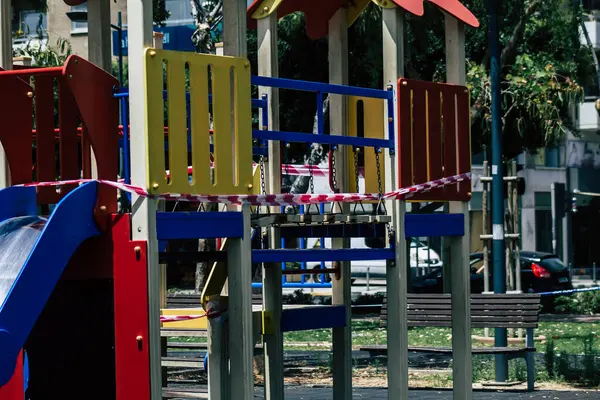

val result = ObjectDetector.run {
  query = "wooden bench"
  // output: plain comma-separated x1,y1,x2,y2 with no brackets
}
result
361,293,542,391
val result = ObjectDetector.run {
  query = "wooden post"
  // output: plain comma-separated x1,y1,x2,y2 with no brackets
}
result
126,1,162,399
88,0,113,72
482,161,490,338
223,0,248,56
445,14,472,400
222,1,254,398
257,12,285,400
0,0,11,189
227,203,254,399
328,8,352,400
382,5,409,400
208,311,230,399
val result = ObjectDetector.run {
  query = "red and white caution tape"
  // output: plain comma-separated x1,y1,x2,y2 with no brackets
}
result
160,309,225,323
18,172,470,206
164,163,348,178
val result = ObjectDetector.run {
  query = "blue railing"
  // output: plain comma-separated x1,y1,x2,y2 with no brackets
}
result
251,76,395,153
115,88,268,185
115,75,396,290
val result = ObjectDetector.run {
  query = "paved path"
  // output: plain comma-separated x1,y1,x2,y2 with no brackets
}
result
165,385,599,399
264,387,600,399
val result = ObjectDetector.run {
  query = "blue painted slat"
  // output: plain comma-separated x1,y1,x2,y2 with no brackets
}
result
253,130,394,149
252,248,395,263
251,75,392,100
0,187,37,223
0,182,100,386
280,305,346,332
405,213,465,237
156,212,244,240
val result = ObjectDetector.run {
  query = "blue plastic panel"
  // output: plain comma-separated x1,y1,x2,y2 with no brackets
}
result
0,182,100,386
405,213,465,237
280,305,346,332
253,130,394,149
156,212,244,240
0,187,37,223
253,248,395,263
251,75,392,100
252,282,332,289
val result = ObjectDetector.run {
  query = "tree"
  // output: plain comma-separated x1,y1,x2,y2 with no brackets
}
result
246,0,590,166
190,0,223,53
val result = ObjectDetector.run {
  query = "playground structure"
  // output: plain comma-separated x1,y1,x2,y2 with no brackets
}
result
0,1,478,400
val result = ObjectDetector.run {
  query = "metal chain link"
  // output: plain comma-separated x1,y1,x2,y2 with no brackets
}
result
284,142,290,177
353,147,360,193
375,148,387,216
330,148,338,193
309,164,315,194
375,148,383,197
259,155,267,196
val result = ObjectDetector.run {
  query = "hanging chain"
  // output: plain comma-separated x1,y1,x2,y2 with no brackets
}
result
330,148,338,193
375,148,383,197
375,148,387,215
284,143,290,177
353,147,360,193
309,164,315,194
259,155,267,196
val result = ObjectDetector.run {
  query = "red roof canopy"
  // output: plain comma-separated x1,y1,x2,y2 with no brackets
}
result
247,0,479,39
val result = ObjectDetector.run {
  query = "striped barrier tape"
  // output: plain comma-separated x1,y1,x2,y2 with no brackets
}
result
539,286,600,297
164,164,354,178
19,173,470,206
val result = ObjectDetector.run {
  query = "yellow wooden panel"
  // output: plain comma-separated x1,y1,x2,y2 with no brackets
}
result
251,0,284,19
347,0,372,27
347,96,385,194
166,57,188,190
144,48,253,195
144,48,168,191
189,60,211,189
161,308,208,329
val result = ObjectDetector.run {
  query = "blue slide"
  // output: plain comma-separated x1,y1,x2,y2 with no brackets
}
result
0,182,101,386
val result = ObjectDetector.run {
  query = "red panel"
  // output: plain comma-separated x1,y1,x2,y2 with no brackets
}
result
456,90,471,197
412,87,427,185
0,350,24,400
397,78,471,202
427,87,442,181
0,73,33,185
397,79,413,189
58,77,80,196
34,75,59,203
81,124,92,179
64,56,119,227
427,0,479,28
112,214,151,400
247,0,477,39
442,91,457,178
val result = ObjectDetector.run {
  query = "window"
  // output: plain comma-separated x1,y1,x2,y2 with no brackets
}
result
20,11,47,37
534,147,560,168
165,0,194,25
71,4,88,34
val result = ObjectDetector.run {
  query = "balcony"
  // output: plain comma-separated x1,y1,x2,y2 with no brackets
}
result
581,20,600,49
577,100,600,131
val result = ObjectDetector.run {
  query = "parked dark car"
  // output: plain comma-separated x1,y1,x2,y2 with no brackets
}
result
411,251,572,300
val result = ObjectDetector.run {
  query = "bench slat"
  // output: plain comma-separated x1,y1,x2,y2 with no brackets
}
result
360,345,534,355
381,320,539,328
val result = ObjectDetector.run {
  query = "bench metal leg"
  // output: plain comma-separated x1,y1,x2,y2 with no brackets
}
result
525,328,535,391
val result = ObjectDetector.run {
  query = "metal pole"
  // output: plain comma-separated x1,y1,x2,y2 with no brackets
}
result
118,12,124,87
485,0,508,382
594,262,597,284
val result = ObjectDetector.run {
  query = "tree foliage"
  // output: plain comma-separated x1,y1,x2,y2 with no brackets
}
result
247,0,591,161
